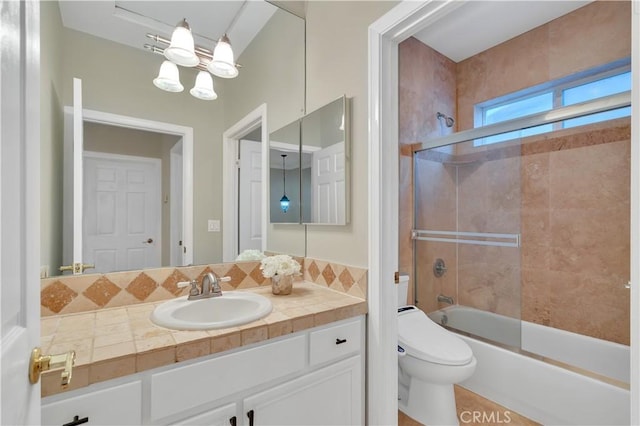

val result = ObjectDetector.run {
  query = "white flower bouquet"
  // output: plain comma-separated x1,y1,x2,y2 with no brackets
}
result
260,254,301,278
236,249,266,262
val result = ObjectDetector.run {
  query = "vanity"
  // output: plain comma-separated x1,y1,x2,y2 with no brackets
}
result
40,282,366,425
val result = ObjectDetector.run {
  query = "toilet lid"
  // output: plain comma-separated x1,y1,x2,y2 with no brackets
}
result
398,307,473,366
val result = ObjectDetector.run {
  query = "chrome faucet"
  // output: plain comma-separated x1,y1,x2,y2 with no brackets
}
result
178,273,231,300
181,273,222,300
202,272,222,297
437,294,454,305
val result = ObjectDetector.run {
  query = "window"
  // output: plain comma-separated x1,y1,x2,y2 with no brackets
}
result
474,61,631,146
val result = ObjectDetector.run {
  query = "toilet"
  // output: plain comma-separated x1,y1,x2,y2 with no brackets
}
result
397,275,477,426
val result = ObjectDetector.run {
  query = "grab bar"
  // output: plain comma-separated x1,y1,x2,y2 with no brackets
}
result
412,229,520,248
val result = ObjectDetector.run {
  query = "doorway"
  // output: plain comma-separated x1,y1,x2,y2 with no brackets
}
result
222,104,268,262
368,2,640,425
62,107,194,272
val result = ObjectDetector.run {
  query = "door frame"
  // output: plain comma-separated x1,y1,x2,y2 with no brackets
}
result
63,107,194,267
222,104,268,262
368,1,639,424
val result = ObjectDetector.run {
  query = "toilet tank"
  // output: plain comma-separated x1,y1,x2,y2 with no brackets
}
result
397,274,409,307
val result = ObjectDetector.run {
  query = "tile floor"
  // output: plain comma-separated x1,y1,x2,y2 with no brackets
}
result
398,385,541,426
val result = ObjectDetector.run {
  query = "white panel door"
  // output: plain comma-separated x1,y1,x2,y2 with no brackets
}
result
311,142,345,224
0,0,41,423
238,140,262,253
83,153,161,273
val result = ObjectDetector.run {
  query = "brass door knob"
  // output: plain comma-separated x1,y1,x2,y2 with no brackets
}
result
29,347,76,387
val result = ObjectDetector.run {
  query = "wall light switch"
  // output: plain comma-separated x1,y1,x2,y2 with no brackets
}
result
208,219,220,232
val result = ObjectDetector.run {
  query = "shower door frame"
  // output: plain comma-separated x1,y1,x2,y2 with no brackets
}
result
367,2,640,425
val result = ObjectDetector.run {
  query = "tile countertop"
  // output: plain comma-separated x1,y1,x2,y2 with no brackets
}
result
40,281,367,397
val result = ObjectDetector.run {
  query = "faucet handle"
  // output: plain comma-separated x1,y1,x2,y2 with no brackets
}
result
178,280,200,296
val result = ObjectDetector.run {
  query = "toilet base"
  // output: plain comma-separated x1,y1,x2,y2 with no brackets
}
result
399,377,459,426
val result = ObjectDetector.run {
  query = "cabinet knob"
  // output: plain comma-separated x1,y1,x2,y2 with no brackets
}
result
229,416,237,426
336,338,347,345
247,410,254,426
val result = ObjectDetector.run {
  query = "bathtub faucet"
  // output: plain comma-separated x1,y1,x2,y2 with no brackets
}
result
437,294,454,305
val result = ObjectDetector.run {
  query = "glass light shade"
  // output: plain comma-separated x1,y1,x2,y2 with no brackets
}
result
280,195,290,213
190,71,217,100
153,60,184,93
164,19,199,67
207,35,238,78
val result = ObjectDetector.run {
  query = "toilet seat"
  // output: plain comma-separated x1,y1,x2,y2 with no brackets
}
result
398,306,473,366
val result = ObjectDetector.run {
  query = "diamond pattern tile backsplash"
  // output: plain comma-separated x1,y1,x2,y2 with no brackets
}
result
41,258,367,316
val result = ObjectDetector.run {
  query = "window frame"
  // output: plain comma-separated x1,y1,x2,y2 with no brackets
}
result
473,59,631,146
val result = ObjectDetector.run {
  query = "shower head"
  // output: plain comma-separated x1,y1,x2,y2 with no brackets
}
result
436,112,455,128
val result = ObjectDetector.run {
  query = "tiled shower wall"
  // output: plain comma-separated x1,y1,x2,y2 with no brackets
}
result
398,37,457,308
41,258,367,317
399,0,630,344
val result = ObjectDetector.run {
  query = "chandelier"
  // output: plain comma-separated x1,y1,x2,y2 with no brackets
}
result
144,12,242,101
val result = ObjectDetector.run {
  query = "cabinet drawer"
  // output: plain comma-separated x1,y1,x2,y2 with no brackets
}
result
309,318,362,366
150,334,305,421
42,381,142,426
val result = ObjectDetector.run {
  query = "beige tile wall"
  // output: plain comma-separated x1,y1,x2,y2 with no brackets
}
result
399,37,457,307
41,257,367,317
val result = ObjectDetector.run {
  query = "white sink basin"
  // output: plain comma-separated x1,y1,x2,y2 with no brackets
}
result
150,291,273,330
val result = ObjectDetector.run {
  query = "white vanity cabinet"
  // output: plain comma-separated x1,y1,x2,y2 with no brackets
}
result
41,316,365,426
243,356,361,426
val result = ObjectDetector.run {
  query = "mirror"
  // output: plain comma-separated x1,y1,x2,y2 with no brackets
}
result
269,120,306,224
301,96,350,225
268,96,350,226
40,1,306,276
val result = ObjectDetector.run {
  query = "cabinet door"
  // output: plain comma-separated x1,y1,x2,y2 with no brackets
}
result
41,381,142,426
243,356,362,426
170,402,237,426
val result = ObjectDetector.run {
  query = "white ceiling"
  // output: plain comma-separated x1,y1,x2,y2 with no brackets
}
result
58,1,278,59
414,0,593,63
58,1,595,69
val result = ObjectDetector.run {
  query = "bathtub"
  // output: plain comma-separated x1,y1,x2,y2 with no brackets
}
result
428,306,630,425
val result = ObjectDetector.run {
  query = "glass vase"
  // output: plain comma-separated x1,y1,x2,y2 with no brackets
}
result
271,274,293,295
